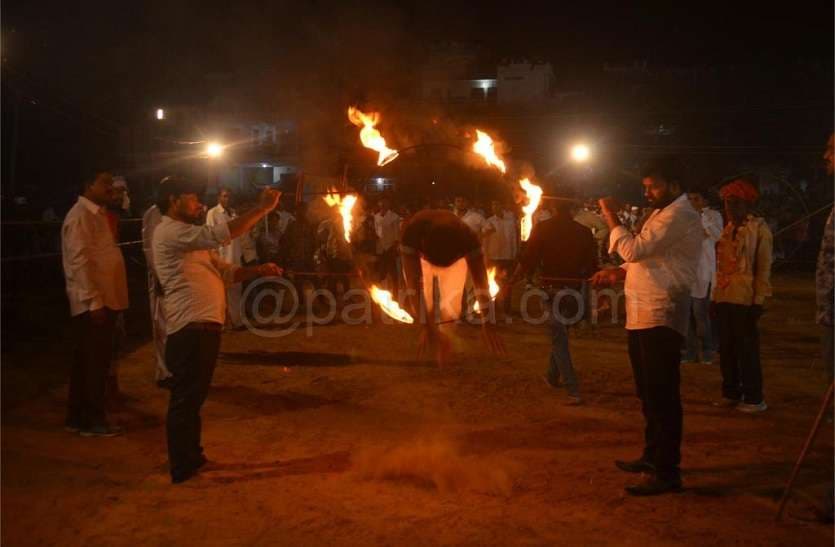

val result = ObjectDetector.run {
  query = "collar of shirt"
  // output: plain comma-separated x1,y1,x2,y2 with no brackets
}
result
642,193,689,229
78,195,103,215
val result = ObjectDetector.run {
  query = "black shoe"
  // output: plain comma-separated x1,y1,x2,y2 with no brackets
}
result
171,467,199,484
194,454,209,470
79,424,124,437
615,458,655,474
625,476,682,496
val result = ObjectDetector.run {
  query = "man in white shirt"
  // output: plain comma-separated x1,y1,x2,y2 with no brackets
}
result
61,171,129,437
374,197,401,292
206,188,244,328
454,195,486,236
482,200,518,314
142,202,172,386
683,191,723,364
153,177,282,484
592,157,702,496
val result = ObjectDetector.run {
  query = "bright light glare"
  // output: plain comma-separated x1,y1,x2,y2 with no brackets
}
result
155,108,165,120
207,142,223,158
571,144,591,162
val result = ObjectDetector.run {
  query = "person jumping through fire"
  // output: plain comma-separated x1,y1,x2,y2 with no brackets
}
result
399,209,506,367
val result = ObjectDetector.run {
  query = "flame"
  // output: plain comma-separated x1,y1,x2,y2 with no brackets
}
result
473,267,500,312
518,178,543,242
472,130,507,174
370,285,414,324
323,191,358,243
348,107,399,166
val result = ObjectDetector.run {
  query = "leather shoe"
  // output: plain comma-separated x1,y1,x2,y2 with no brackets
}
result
615,458,655,474
625,476,682,496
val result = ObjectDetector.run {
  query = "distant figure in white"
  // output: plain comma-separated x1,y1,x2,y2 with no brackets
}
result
206,188,244,328
142,201,172,385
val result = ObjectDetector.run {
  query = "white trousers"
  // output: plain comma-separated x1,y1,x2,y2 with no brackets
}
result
420,257,468,322
226,283,243,327
149,275,171,380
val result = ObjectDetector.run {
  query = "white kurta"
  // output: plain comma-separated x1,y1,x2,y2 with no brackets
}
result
421,257,469,322
206,204,244,327
692,208,723,298
459,210,486,235
483,213,518,261
142,205,170,379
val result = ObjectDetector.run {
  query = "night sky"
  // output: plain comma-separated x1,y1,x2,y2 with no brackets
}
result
1,1,832,206
4,1,832,115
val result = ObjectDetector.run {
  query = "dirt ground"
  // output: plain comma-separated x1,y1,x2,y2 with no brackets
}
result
2,273,833,546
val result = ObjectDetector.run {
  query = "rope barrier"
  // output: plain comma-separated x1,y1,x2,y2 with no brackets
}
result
1,240,143,263
1,218,142,226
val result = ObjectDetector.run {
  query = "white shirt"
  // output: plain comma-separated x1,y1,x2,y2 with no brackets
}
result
276,211,295,236
153,217,239,334
61,196,129,316
459,210,486,236
692,208,723,298
206,204,242,266
484,213,518,260
609,193,702,336
374,210,401,254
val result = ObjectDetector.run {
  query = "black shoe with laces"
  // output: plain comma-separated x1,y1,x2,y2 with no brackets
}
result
615,458,656,474
625,476,682,496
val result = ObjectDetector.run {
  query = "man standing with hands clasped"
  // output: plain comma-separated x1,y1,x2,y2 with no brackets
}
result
153,177,283,484
591,157,702,496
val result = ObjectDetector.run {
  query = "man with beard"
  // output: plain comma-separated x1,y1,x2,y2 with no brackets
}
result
591,157,702,496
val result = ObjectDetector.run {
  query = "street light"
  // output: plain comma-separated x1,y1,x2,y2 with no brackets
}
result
155,108,165,120
571,143,591,163
206,142,223,158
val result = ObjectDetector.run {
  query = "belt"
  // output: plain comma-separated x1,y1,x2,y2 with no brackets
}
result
183,321,223,332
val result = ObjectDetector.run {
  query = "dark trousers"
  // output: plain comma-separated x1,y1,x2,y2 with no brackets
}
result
627,327,683,480
67,309,116,428
716,303,763,404
165,324,222,480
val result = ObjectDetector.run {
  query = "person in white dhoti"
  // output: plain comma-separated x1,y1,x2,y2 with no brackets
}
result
400,210,505,366
142,202,173,385
206,188,244,328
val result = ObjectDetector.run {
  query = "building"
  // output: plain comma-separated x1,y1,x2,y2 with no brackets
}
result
118,104,300,202
496,60,555,104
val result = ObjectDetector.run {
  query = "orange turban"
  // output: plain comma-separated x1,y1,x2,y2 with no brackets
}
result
719,180,759,202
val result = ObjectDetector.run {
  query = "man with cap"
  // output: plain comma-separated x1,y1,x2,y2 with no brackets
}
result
712,176,773,413
153,177,283,483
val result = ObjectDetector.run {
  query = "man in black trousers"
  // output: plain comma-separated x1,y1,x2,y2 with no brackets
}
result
591,157,703,496
152,177,282,483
